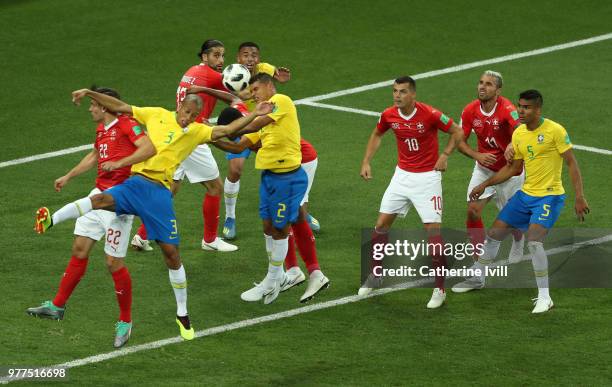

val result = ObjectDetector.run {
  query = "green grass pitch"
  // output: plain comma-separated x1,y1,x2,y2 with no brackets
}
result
1,0,611,385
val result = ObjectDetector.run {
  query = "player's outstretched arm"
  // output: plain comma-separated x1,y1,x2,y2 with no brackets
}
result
211,136,253,154
361,128,384,180
435,123,463,171
210,101,274,140
55,149,98,192
72,89,133,115
188,85,241,105
470,159,523,201
456,134,497,167
561,149,590,221
100,136,157,172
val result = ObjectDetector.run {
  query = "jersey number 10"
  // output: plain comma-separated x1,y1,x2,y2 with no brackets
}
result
404,138,419,151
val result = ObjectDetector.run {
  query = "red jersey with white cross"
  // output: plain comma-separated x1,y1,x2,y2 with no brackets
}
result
377,102,453,173
176,63,227,123
461,96,520,172
94,115,145,191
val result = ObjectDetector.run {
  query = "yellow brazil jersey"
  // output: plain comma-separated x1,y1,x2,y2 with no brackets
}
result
130,107,213,188
512,118,572,196
243,63,277,111
244,94,301,172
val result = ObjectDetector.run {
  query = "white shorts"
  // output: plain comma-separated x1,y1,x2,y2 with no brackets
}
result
300,158,318,205
173,144,220,183
73,188,134,258
379,167,442,223
466,163,525,209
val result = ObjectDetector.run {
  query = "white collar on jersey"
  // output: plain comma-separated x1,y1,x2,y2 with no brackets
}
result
479,102,498,117
103,118,118,131
397,106,417,121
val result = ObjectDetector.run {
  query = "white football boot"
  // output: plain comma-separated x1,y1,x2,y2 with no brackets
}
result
202,237,238,252
299,270,330,303
426,288,447,309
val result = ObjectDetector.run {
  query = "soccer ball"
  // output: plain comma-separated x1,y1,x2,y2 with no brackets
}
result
222,64,251,92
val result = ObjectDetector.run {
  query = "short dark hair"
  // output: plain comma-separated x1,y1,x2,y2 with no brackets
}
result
198,39,224,58
238,41,260,51
394,76,416,91
217,107,243,125
250,72,274,85
90,85,121,100
519,89,543,107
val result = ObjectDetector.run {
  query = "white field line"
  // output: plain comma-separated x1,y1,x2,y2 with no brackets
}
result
294,32,612,104
2,233,611,384
2,32,611,170
300,102,612,155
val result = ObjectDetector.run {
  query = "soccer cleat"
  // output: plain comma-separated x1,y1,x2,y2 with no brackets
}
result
26,300,65,320
508,235,525,264
263,278,282,305
532,297,554,314
114,321,132,348
241,281,265,302
300,270,330,303
131,234,153,251
451,277,485,293
201,237,238,252
357,274,382,296
222,217,236,240
281,266,306,292
34,207,53,234
176,315,195,340
307,214,321,233
426,288,446,309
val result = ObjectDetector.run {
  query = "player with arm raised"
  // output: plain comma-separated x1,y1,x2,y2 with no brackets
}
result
235,73,329,304
34,88,273,339
27,87,155,348
469,89,589,313
358,76,464,309
452,71,525,293
131,39,237,253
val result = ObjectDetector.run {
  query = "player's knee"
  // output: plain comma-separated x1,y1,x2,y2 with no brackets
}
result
71,244,89,259
204,179,223,196
466,204,482,220
90,194,113,210
105,256,124,272
228,166,243,181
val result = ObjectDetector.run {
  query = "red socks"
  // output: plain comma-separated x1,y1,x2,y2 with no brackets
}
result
53,256,89,307
203,194,220,243
429,235,447,290
284,231,298,270
466,216,485,250
137,223,147,240
112,267,132,323
292,220,320,273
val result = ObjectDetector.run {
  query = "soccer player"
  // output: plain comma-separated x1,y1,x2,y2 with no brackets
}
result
211,106,327,301
469,89,589,313
358,76,464,309
27,87,155,348
222,41,316,240
131,39,237,252
452,71,525,293
34,88,273,339
232,73,329,304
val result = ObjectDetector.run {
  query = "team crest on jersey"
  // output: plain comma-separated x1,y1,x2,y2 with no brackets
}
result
391,122,400,129
416,122,424,130
472,119,482,128
537,134,544,143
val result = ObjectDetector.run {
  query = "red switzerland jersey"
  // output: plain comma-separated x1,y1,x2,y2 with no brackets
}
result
232,101,250,116
300,139,317,163
461,96,520,172
176,64,227,123
377,102,453,173
94,115,145,190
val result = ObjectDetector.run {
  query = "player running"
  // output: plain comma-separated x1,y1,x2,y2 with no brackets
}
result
358,76,464,309
131,39,237,253
452,71,525,293
34,88,273,339
27,87,155,348
469,89,589,313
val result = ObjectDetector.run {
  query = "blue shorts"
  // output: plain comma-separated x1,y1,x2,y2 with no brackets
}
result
105,175,179,245
497,190,565,231
226,136,252,160
259,167,308,229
